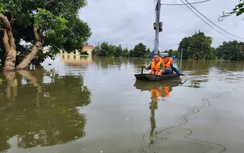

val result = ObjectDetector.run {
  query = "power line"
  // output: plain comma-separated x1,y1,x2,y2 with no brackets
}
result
162,0,210,5
171,0,201,17
180,0,233,40
115,0,154,34
178,0,243,40
184,0,244,39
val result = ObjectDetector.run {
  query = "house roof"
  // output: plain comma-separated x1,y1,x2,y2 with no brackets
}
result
84,45,94,48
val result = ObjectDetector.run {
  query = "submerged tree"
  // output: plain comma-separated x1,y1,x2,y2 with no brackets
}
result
0,0,91,71
178,32,215,60
216,40,244,61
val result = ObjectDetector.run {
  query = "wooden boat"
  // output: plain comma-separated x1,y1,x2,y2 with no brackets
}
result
134,73,180,81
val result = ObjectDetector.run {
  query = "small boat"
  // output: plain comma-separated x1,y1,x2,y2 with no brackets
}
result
134,67,181,81
134,73,180,81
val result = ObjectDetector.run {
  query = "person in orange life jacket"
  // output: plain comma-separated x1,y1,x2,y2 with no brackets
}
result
162,56,172,75
162,56,181,75
142,54,165,75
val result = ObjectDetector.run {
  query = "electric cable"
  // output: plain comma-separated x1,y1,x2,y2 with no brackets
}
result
184,0,244,39
115,0,154,33
162,0,210,6
179,0,237,40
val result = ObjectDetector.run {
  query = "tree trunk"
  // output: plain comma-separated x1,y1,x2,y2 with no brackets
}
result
3,48,16,71
0,14,17,71
16,28,42,69
1,13,42,71
17,70,43,107
3,71,18,100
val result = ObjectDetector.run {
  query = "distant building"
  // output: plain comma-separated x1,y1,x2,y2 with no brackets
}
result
83,45,94,56
60,45,95,65
60,45,95,56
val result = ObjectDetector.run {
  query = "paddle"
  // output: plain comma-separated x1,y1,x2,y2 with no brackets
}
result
141,66,144,74
180,73,188,80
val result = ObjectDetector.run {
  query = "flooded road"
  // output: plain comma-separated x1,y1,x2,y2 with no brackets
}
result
1,55,244,153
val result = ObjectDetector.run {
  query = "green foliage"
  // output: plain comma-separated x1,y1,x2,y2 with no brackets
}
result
93,42,151,58
132,43,150,58
99,42,109,56
0,0,91,63
220,0,244,20
92,45,100,55
163,49,178,57
216,41,244,61
107,45,116,57
94,42,116,57
122,48,129,57
171,50,178,57
177,32,215,60
0,3,5,13
34,8,68,46
80,51,88,55
115,45,123,57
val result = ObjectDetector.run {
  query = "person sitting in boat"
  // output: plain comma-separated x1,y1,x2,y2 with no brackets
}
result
162,55,181,75
162,56,173,75
142,54,165,75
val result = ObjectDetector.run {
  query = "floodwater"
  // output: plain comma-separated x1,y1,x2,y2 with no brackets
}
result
1,55,244,153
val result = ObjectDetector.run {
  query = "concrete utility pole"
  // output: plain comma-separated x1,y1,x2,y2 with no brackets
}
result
153,0,162,55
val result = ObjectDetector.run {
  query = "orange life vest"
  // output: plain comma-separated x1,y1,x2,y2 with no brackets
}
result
150,89,160,99
164,57,173,69
151,58,162,75
163,86,170,97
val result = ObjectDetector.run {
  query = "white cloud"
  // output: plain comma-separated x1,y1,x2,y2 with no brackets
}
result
79,0,244,51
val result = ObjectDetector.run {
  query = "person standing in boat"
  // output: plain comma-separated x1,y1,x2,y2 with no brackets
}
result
142,54,165,75
162,56,181,75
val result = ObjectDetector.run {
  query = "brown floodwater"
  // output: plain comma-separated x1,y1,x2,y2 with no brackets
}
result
0,55,244,153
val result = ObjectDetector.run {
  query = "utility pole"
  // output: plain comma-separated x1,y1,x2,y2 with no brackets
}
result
153,0,162,55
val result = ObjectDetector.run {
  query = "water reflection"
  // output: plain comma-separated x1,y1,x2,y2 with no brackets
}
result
0,69,91,152
214,60,244,72
133,70,230,153
134,79,183,146
176,60,213,88
134,79,183,98
60,54,93,65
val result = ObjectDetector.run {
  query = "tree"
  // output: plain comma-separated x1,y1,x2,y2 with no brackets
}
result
178,37,192,59
129,49,134,57
133,43,150,58
99,42,109,56
178,32,215,60
115,45,123,57
92,44,100,55
93,42,151,58
122,48,129,57
107,45,116,57
216,41,244,61
220,0,244,20
0,0,91,71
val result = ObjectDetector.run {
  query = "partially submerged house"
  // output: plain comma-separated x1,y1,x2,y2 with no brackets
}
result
60,45,95,65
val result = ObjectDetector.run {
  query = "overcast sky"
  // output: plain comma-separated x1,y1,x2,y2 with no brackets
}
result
79,0,244,51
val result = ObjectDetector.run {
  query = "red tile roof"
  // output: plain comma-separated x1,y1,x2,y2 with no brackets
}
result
84,45,94,48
